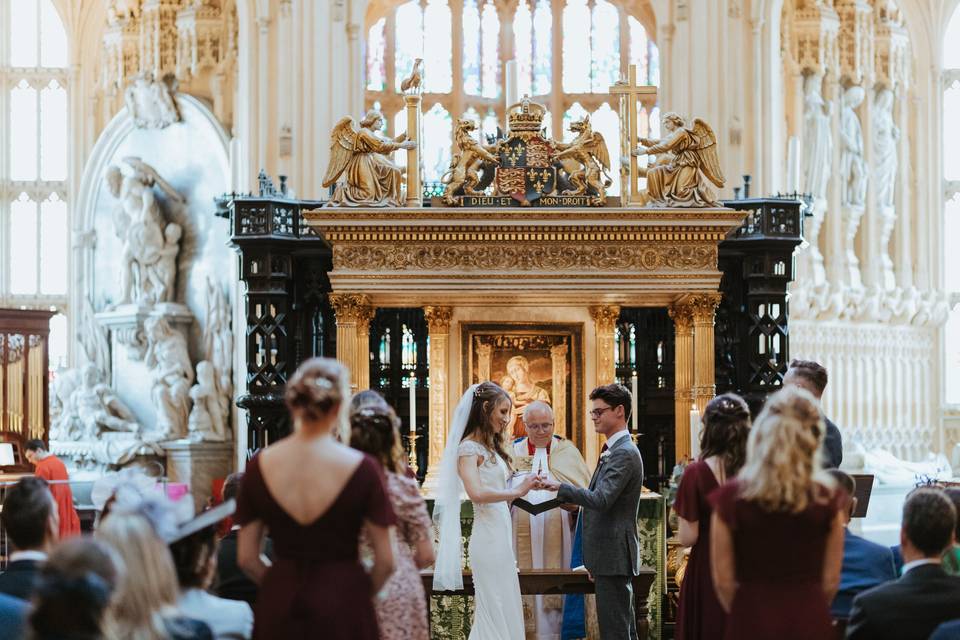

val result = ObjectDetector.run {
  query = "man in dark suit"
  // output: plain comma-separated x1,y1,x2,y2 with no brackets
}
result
214,472,272,604
0,592,26,640
783,359,843,468
540,384,644,640
0,476,58,599
847,488,960,640
828,470,897,618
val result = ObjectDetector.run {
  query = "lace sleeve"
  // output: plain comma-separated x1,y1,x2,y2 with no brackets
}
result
457,439,488,462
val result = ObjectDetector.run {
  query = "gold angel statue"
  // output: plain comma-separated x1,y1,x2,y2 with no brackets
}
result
631,112,725,207
323,110,417,207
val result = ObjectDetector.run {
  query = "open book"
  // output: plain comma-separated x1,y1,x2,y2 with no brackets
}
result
511,497,564,516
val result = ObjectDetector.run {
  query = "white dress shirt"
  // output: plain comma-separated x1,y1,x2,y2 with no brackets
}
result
901,558,941,575
604,428,632,450
178,588,253,640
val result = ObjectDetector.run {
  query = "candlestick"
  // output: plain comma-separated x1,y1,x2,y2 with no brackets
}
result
630,372,639,432
689,403,701,460
407,433,419,475
409,372,416,435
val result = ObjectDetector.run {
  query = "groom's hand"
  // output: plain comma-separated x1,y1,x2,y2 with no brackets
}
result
536,477,561,491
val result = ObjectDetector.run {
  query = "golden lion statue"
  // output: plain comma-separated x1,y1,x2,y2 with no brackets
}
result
441,119,499,205
554,115,612,204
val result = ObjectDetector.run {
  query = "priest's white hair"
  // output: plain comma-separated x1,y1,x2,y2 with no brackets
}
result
522,400,554,422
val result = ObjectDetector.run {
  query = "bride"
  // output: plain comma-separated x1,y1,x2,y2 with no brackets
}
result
434,382,538,639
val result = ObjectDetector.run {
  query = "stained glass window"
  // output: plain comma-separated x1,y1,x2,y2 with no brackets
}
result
532,0,552,95
366,18,386,91
395,2,424,92
2,0,69,318
424,0,453,93
423,103,452,182
562,0,590,92
561,103,588,142
463,0,482,95
591,1,620,92
944,7,960,403
514,1,533,98
591,103,620,194
480,1,500,99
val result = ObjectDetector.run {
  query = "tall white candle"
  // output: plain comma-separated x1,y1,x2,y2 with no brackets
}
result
786,136,800,193
409,372,416,435
630,372,639,432
689,404,701,459
229,136,243,192
505,60,519,112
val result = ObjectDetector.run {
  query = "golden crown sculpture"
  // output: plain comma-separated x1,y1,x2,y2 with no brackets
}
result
507,96,547,134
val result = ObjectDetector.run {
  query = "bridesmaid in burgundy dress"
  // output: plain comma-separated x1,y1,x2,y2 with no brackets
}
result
235,358,397,640
673,393,751,639
709,387,846,640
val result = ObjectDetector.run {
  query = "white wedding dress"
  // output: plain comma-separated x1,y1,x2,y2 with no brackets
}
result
458,439,526,640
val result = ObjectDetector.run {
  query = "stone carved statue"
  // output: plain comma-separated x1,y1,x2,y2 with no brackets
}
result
187,361,227,442
802,74,832,200
840,86,868,207
322,110,417,207
441,119,500,204
872,88,900,209
555,114,613,205
106,157,185,307
631,112,725,207
124,72,181,129
50,364,140,442
202,277,233,426
145,316,193,439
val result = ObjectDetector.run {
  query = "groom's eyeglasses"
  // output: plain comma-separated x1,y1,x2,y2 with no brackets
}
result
589,406,614,420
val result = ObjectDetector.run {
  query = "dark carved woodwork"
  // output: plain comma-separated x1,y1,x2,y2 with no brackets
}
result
615,308,676,492
369,309,429,482
717,196,805,414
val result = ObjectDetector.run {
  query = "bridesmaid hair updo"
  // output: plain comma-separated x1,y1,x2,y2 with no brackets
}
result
699,393,751,477
350,404,404,474
462,381,514,470
285,357,349,421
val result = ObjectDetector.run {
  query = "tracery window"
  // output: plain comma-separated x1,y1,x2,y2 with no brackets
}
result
365,0,660,190
944,8,960,404
0,0,70,371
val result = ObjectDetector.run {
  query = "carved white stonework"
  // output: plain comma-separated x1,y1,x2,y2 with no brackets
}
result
202,277,233,428
802,74,833,201
840,86,868,208
124,73,182,129
145,315,195,440
187,361,227,442
95,303,193,360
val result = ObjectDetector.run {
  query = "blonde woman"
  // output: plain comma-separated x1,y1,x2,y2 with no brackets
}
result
709,387,846,640
97,510,212,640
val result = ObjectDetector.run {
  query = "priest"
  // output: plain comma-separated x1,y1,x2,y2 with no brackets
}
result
512,401,591,639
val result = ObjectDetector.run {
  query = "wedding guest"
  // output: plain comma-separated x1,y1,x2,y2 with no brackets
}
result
27,537,121,640
350,389,390,413
782,360,843,468
942,488,960,575
170,516,253,639
351,404,433,640
97,505,212,640
214,473,271,605
0,593,26,640
0,477,58,599
710,386,846,639
674,393,751,640
24,440,81,538
847,488,960,640
828,470,897,618
236,357,396,640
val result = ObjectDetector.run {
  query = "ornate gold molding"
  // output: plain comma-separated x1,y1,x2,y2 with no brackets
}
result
590,305,620,389
688,292,723,323
668,301,695,332
328,292,373,322
423,305,453,332
589,305,621,333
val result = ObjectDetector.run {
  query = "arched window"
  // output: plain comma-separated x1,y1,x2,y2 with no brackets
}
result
0,0,70,371
365,0,660,190
945,7,960,404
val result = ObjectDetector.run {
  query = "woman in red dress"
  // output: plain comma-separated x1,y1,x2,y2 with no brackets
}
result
709,387,846,640
25,440,80,538
673,393,751,639
235,358,396,640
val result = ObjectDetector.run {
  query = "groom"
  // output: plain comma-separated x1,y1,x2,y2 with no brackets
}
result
538,384,644,640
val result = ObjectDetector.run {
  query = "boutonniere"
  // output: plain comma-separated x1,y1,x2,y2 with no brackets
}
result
599,451,612,463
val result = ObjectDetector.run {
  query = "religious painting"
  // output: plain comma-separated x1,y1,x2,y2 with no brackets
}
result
461,323,584,452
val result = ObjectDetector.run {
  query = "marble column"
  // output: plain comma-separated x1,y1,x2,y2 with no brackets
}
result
691,293,722,414
423,305,452,488
669,300,694,460
329,292,372,391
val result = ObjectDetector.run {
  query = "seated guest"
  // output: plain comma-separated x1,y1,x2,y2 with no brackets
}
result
782,360,843,468
943,488,960,575
710,387,846,640
0,593,26,640
847,488,960,640
170,511,253,639
674,393,751,640
97,498,213,640
235,358,396,640
0,476,58,599
28,537,121,640
351,404,433,640
828,470,897,618
214,473,271,605
24,439,81,538
511,400,591,639
931,619,960,640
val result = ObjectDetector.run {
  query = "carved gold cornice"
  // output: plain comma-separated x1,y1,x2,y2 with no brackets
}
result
328,292,373,323
688,292,723,322
668,301,695,332
423,306,453,332
589,305,621,332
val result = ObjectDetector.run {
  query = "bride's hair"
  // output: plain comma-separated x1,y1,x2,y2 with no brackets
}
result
461,381,513,470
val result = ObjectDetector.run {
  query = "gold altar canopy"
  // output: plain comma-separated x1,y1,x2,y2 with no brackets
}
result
302,205,747,468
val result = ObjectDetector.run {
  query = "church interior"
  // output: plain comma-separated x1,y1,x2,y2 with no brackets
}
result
1,0,960,638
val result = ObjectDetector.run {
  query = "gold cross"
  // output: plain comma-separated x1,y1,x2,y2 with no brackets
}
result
609,65,658,205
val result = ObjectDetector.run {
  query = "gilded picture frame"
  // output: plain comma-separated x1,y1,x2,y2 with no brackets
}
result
460,322,584,453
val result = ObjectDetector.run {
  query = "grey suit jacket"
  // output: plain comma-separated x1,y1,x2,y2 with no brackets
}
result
557,434,644,576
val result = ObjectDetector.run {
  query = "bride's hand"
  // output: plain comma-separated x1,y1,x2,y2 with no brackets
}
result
513,473,539,499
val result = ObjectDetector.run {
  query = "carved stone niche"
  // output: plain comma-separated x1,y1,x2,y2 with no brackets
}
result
96,302,194,360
